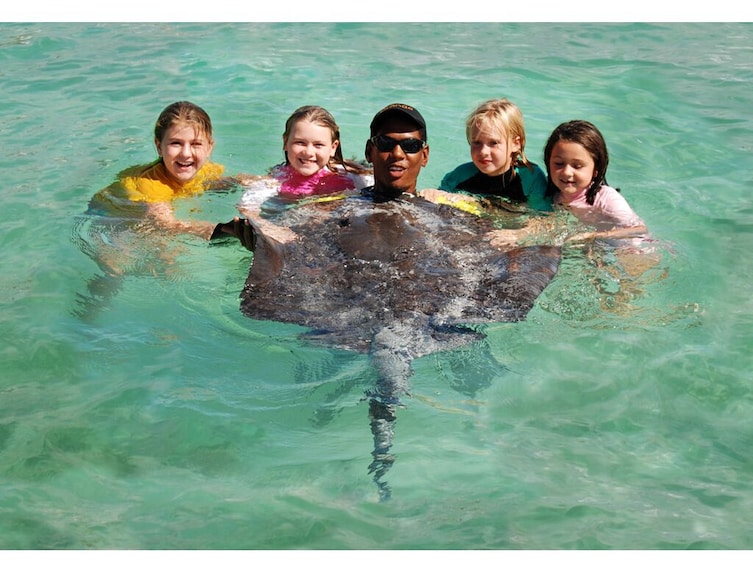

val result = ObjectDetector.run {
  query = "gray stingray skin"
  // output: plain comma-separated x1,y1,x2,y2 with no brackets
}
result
238,192,561,500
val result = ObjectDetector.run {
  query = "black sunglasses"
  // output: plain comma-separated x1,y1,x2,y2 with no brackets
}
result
370,135,426,154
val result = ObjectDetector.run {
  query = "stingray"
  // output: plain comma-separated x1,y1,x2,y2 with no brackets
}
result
230,191,561,500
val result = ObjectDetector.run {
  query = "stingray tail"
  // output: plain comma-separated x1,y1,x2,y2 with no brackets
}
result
364,325,416,501
367,398,397,502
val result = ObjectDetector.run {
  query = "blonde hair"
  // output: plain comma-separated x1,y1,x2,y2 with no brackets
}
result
465,98,532,170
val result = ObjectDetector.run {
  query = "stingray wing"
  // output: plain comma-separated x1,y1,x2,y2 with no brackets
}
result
435,244,562,325
239,195,560,352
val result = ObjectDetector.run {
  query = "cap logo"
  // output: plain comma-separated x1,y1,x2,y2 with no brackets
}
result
380,103,416,112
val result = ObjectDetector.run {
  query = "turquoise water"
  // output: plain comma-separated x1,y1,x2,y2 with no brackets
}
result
1,22,752,550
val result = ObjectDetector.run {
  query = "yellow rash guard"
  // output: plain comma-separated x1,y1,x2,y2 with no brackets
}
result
118,161,225,203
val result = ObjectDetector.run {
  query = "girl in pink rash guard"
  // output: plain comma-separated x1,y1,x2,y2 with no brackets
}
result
487,120,648,250
238,106,371,214
543,119,647,245
277,105,369,197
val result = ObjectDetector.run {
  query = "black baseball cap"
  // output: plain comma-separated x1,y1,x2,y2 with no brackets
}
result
369,103,427,140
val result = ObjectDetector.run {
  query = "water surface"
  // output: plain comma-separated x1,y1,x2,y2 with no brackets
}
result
1,22,752,549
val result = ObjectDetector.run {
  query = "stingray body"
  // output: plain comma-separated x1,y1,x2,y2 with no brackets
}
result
239,191,561,499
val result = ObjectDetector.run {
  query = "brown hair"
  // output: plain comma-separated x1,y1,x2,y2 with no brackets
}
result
283,105,365,174
154,101,213,144
543,120,609,205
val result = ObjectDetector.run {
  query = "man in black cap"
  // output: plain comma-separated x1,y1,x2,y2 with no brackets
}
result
212,102,432,244
364,103,430,201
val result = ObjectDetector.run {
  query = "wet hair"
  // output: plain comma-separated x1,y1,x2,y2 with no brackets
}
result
544,120,609,205
282,105,364,173
154,101,214,145
465,98,532,173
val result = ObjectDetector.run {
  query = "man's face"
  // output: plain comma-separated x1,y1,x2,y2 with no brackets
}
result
366,116,429,194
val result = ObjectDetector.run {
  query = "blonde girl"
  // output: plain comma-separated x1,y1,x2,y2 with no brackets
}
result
431,98,551,212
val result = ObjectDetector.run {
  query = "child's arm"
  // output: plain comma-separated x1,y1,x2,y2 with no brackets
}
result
565,224,648,243
145,202,217,240
203,173,268,194
485,216,558,248
236,173,268,186
487,220,649,248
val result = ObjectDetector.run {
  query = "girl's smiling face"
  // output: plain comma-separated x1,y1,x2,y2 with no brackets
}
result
469,124,521,177
284,119,338,177
548,140,597,199
155,121,214,186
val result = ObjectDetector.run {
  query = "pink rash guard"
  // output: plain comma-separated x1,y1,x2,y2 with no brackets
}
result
554,184,643,231
276,165,356,198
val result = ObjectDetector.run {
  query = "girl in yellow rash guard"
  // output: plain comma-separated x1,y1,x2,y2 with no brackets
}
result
76,101,241,320
90,100,228,240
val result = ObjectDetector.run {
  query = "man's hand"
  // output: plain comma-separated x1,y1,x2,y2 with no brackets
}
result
210,217,258,250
